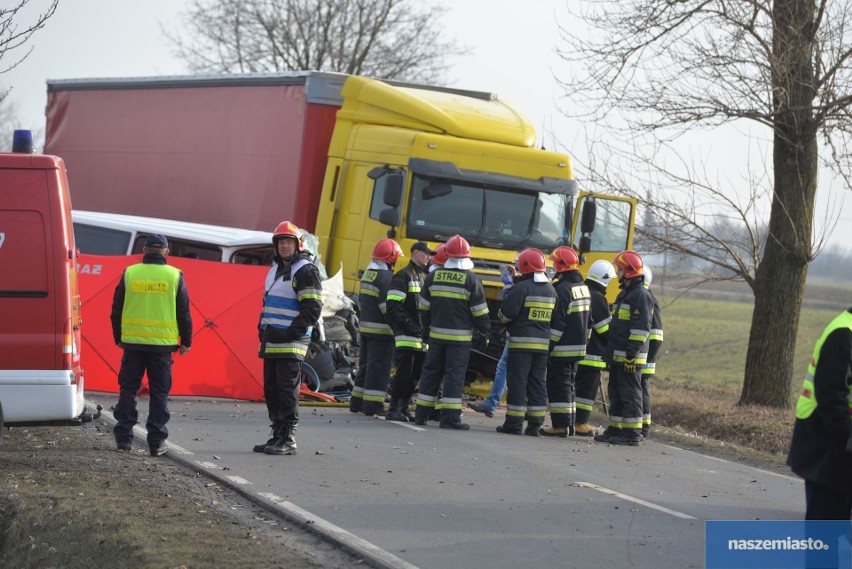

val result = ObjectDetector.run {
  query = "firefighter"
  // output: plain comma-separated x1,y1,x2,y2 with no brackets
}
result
540,246,592,437
349,238,403,416
574,259,616,436
594,250,652,446
495,248,557,436
414,234,490,429
256,221,323,456
385,241,435,422
788,307,852,520
641,265,664,438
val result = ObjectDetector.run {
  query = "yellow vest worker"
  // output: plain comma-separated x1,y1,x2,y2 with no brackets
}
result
110,233,192,457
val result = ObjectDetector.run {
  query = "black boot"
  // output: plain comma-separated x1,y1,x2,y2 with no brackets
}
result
439,409,470,431
496,416,524,435
385,398,408,422
414,404,432,426
265,422,297,455
524,420,543,437
401,398,414,422
363,401,388,416
349,394,363,414
252,423,279,453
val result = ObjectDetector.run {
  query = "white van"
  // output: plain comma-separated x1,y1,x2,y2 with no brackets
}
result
72,210,275,265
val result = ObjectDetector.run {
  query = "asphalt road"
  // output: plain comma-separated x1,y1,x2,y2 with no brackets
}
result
89,393,803,569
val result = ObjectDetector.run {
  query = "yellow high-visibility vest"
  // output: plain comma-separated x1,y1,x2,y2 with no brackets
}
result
794,310,852,419
121,263,181,346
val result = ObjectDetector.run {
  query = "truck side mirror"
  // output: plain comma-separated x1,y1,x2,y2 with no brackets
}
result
379,207,401,228
383,172,403,207
581,196,596,234
578,235,591,257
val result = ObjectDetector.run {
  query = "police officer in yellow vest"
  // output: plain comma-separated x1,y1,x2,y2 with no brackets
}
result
788,307,852,519
111,233,192,456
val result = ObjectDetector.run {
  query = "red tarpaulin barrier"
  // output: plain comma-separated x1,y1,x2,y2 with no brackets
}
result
77,254,269,401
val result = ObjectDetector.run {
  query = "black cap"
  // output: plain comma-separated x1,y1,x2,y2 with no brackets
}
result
145,233,169,248
411,241,437,255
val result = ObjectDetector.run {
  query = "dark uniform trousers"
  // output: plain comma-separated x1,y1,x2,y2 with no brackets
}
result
504,351,548,430
607,364,643,439
545,359,579,429
390,348,425,403
114,351,173,447
263,357,302,424
574,365,602,425
350,335,395,414
416,342,470,425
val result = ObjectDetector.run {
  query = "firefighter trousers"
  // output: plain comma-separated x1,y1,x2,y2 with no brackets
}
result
263,357,301,425
545,359,578,429
575,364,603,424
503,350,548,430
415,342,470,424
354,335,395,414
390,348,425,402
606,364,643,439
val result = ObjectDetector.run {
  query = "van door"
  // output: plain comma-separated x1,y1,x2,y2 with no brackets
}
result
0,172,55,369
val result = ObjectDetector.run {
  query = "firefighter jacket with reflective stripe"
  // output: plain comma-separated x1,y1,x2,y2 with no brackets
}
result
111,254,192,352
385,260,427,350
358,261,395,339
643,290,664,375
578,279,611,369
259,255,323,360
548,270,592,360
604,277,652,365
498,274,557,353
788,308,852,493
419,267,490,344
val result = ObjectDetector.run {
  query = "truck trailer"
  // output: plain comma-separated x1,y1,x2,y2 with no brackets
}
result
44,72,635,360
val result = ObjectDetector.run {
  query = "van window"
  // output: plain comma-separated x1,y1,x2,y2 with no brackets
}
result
231,247,274,266
0,210,48,297
73,223,132,255
131,235,222,261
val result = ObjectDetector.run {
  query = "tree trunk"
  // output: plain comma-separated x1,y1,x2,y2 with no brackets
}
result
739,0,817,408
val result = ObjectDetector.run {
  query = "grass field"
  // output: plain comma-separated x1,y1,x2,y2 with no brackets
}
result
647,281,849,457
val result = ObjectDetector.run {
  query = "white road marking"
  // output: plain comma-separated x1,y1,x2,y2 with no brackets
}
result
225,475,252,485
387,421,426,431
197,461,220,469
575,481,697,520
257,492,418,569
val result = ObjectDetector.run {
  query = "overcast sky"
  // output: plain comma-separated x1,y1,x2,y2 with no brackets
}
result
3,0,850,253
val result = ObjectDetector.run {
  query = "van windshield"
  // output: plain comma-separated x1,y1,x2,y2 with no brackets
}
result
405,175,571,249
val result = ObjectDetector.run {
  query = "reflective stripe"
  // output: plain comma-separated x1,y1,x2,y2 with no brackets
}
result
594,316,612,331
395,335,423,349
360,321,393,335
579,354,606,368
795,311,852,419
386,289,406,302
508,336,550,351
576,397,595,411
550,344,586,358
121,263,181,345
430,326,473,342
264,342,309,357
470,302,489,317
363,389,387,402
418,298,431,310
649,328,664,341
629,328,650,342
642,362,656,375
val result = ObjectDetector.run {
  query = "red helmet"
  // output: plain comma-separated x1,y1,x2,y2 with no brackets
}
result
372,238,403,264
613,250,644,279
273,220,303,250
517,248,546,275
549,246,579,273
445,234,471,258
431,244,448,266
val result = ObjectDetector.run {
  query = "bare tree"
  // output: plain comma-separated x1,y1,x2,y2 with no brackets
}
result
165,0,465,84
0,0,58,102
558,0,852,408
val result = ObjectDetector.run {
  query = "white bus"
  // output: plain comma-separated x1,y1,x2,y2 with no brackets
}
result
72,210,275,265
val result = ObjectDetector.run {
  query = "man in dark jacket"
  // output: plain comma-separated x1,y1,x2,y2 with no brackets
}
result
111,233,192,456
788,308,852,519
255,221,323,456
385,241,434,421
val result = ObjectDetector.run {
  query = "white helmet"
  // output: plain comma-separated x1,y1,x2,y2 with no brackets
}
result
587,259,616,288
644,265,653,288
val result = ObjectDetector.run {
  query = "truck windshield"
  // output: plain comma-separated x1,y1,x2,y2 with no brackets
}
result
406,175,570,249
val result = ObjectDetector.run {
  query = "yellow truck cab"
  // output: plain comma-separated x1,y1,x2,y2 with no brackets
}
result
315,76,635,306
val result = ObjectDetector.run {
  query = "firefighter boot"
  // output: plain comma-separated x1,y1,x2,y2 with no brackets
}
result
252,423,280,453
594,427,621,443
414,404,433,426
439,409,470,430
349,394,363,414
385,398,408,422
540,425,568,438
496,415,524,435
574,423,597,437
265,422,298,455
401,398,415,422
524,419,544,437
363,401,388,417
